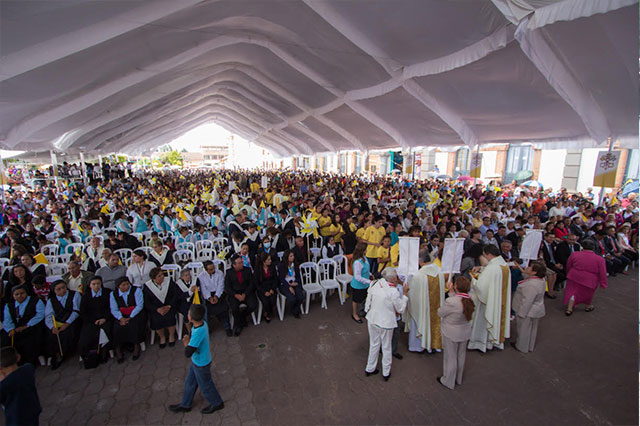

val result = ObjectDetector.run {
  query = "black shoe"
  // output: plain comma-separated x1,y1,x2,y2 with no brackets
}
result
201,402,224,414
392,353,403,360
294,313,301,319
383,374,391,381
51,358,62,371
234,327,242,337
117,357,125,364
132,354,140,361
351,315,363,324
544,292,557,299
225,329,233,337
365,369,379,377
159,343,167,349
168,341,176,347
168,404,191,413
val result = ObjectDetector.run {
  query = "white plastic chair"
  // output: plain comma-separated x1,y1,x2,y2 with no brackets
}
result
0,258,9,268
66,242,85,255
299,262,327,313
196,247,215,262
139,246,153,257
161,264,180,281
142,231,153,244
212,258,226,272
309,248,322,263
195,240,213,258
104,227,117,234
58,254,73,265
333,254,353,298
174,249,194,263
114,248,133,267
211,238,227,252
47,263,68,276
94,235,104,245
177,242,195,254
130,232,144,243
185,261,204,277
318,259,344,304
41,244,59,257
46,275,62,284
276,292,287,321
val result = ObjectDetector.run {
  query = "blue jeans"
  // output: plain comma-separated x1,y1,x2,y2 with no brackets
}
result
367,257,378,276
180,362,224,408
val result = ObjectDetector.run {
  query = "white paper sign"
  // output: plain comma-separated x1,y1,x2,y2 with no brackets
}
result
398,237,420,276
261,176,268,188
520,229,543,261
441,238,465,274
228,181,237,192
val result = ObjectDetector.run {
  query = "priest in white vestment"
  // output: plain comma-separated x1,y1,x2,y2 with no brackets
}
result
468,244,511,352
405,250,445,353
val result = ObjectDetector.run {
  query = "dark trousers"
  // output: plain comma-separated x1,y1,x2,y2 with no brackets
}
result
257,290,277,316
282,285,304,316
606,256,625,274
205,300,231,331
180,362,224,409
367,257,378,277
228,292,258,328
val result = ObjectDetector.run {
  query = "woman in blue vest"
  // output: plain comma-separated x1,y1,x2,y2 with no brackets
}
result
1,284,45,365
44,280,82,370
350,243,371,324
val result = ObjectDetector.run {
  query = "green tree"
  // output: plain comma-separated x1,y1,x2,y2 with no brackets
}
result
160,150,183,166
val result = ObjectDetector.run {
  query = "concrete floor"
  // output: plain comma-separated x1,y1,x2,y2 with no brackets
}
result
27,270,638,425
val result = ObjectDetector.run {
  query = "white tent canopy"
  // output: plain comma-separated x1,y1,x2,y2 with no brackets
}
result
0,0,637,157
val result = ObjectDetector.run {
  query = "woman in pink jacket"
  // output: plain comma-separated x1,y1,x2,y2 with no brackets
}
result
563,239,608,316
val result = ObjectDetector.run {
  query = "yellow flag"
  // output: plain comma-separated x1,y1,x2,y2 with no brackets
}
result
100,205,110,214
192,288,201,305
34,253,49,264
259,200,265,208
51,314,65,329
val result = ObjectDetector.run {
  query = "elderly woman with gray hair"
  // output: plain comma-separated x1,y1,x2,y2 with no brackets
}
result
364,267,409,381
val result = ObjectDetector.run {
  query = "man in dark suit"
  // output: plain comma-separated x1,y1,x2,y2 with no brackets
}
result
592,231,623,276
541,233,566,285
556,233,582,269
500,240,523,291
495,225,508,248
604,226,631,273
292,236,309,264
224,255,258,336
507,227,525,251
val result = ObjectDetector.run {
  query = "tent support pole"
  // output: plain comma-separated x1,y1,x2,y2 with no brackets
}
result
597,137,614,207
49,150,59,189
473,144,480,186
79,152,88,186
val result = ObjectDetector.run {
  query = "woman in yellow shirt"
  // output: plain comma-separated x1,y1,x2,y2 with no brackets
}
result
376,235,392,275
332,214,344,243
318,209,333,238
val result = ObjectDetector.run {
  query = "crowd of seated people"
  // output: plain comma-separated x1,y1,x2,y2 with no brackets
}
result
0,168,636,370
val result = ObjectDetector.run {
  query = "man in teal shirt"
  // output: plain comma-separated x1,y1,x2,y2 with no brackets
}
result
168,304,225,415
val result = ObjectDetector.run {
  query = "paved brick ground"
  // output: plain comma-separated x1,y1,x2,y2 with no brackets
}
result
17,270,639,425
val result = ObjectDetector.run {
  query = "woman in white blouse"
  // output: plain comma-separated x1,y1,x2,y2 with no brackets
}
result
126,249,155,287
617,224,638,262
